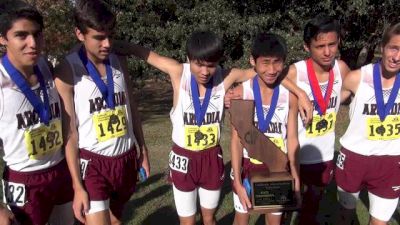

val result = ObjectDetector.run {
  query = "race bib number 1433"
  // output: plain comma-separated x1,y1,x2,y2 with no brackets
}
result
184,124,218,151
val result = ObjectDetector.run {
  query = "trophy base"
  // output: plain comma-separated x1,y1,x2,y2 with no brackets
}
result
249,171,298,213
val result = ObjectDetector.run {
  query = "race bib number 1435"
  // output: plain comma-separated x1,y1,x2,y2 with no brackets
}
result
367,115,400,140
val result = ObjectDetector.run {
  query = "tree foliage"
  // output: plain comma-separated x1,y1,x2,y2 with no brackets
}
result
8,0,400,75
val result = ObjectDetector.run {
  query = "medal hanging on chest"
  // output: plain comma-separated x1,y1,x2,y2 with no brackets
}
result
253,75,279,133
194,130,205,143
373,62,400,122
2,54,51,125
306,58,334,119
78,47,115,109
190,75,213,140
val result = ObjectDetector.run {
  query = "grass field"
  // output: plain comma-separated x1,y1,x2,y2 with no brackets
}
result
2,80,399,225
122,80,400,225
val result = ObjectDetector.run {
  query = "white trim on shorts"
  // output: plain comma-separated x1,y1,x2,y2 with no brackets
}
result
85,199,110,215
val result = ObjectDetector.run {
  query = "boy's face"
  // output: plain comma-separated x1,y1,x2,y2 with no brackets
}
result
381,34,400,75
189,59,218,84
305,31,339,68
251,55,284,85
0,18,43,68
76,27,112,63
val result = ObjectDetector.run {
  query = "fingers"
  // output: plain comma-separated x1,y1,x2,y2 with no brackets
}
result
73,206,85,223
244,195,252,209
83,199,90,215
239,195,252,211
305,105,313,124
143,164,150,177
73,198,89,223
0,207,14,225
299,105,313,125
238,186,252,211
224,90,233,108
8,211,14,223
224,89,241,108
136,149,143,162
299,107,307,123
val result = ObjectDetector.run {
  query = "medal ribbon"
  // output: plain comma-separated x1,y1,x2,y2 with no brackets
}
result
2,55,51,125
190,75,213,126
306,58,334,116
373,62,400,122
78,47,115,109
253,75,280,133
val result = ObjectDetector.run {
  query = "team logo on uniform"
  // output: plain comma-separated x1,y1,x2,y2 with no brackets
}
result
392,186,400,192
212,95,220,100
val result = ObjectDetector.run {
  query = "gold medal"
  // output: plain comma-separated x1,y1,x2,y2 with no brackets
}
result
195,130,204,142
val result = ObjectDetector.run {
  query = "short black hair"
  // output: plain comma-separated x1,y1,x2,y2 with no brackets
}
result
0,1,43,38
74,0,116,34
186,30,224,63
251,33,287,60
303,13,340,46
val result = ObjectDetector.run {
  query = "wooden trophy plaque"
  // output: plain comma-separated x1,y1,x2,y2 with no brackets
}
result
229,99,297,213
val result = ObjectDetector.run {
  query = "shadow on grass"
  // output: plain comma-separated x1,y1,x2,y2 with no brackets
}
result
218,161,235,225
126,160,237,225
141,206,179,225
122,173,171,223
135,173,166,190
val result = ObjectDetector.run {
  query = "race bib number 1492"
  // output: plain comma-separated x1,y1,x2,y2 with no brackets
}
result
24,119,63,159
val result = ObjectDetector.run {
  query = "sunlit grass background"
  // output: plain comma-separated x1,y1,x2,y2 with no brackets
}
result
122,80,400,225
1,80,399,225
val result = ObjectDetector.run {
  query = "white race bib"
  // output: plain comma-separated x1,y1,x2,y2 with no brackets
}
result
80,159,90,180
169,151,189,174
2,180,26,207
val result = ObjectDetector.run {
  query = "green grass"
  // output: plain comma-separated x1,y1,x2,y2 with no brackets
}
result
123,83,400,225
2,80,400,224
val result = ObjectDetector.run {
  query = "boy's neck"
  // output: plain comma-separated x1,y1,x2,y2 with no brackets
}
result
86,52,104,65
197,82,208,97
311,59,332,75
381,63,399,88
85,51,107,77
7,53,34,79
257,76,275,93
